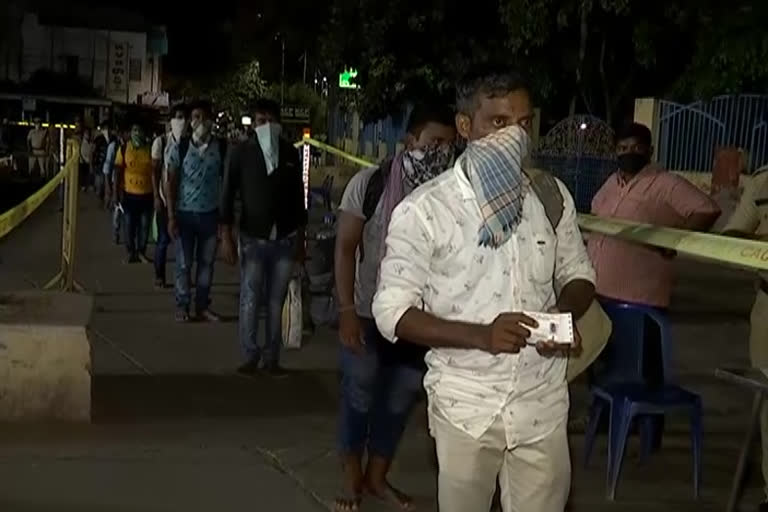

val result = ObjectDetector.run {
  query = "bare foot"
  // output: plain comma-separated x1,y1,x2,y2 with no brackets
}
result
336,456,363,512
365,481,415,510
334,490,361,512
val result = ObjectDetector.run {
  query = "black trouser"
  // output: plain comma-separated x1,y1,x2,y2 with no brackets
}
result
123,193,153,259
154,207,171,282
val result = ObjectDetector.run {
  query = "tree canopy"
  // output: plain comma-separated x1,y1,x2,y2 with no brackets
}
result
320,0,768,124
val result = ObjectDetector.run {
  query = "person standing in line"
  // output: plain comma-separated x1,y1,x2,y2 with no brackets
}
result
103,126,124,242
721,168,768,512
93,120,115,207
115,121,154,263
27,117,49,178
166,100,223,322
220,99,306,377
372,67,596,512
333,103,457,512
79,128,93,191
151,104,189,289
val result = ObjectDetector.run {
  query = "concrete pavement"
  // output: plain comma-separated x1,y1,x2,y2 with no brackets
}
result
0,192,765,511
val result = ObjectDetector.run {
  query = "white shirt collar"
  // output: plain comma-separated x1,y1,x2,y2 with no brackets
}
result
453,158,475,201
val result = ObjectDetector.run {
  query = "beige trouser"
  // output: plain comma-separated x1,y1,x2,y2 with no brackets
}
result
750,289,768,498
430,412,570,512
28,155,48,177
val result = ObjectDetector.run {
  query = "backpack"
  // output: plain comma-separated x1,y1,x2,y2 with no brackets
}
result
523,167,613,383
523,167,564,230
361,158,394,222
173,136,225,176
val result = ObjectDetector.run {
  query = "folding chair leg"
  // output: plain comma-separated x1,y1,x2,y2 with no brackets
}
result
690,401,703,499
583,397,605,468
608,401,633,501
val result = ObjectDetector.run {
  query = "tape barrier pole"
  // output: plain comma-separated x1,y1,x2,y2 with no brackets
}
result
295,137,768,272
43,133,84,292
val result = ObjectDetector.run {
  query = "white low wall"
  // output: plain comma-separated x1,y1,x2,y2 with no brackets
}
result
0,292,92,422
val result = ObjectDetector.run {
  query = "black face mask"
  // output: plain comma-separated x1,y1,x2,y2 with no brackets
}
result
617,153,650,174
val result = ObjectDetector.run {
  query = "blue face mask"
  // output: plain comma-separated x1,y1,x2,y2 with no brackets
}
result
255,122,282,175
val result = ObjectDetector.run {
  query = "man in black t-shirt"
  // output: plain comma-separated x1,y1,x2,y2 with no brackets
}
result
219,99,306,378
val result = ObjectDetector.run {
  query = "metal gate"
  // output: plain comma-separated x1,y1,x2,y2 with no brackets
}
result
533,115,616,212
658,95,768,173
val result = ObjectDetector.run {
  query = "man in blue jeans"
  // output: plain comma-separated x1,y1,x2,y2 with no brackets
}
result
166,100,223,322
220,99,306,378
333,103,457,511
151,103,189,288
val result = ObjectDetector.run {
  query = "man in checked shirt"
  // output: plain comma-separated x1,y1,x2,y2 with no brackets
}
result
373,66,595,511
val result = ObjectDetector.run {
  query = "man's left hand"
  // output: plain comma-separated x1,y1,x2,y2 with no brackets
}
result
536,307,582,358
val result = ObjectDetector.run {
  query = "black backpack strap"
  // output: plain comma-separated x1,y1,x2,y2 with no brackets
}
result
177,137,191,168
362,158,394,222
523,167,564,231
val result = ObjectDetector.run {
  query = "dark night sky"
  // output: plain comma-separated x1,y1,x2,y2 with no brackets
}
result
36,0,329,82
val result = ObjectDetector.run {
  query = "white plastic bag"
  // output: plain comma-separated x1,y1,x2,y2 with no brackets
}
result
281,276,303,350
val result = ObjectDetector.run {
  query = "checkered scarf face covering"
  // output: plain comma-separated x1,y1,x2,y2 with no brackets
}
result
460,125,530,248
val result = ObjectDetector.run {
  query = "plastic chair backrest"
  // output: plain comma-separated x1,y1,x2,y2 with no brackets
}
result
596,300,674,385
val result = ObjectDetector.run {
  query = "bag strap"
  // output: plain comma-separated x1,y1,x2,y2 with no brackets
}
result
177,137,191,167
362,158,394,222
524,167,564,231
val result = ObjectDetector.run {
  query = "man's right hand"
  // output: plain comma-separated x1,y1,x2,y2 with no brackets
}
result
339,309,364,353
220,233,238,265
167,215,179,240
479,312,538,354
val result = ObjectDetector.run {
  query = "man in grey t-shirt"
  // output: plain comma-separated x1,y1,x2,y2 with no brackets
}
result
333,104,456,512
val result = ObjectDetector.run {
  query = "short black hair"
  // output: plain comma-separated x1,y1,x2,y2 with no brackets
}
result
188,99,213,117
253,98,281,121
405,103,455,136
170,102,188,117
456,66,529,116
97,118,112,130
616,122,652,147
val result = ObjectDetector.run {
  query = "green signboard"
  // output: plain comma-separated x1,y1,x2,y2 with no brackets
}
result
339,68,359,89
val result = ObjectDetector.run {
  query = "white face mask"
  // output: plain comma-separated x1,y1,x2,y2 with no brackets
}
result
170,118,187,140
191,119,211,144
255,122,282,175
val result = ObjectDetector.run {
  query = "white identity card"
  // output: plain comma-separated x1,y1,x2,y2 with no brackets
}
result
523,311,574,345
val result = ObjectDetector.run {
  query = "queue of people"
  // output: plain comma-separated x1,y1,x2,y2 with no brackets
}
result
331,65,765,512
88,99,305,380
56,67,764,512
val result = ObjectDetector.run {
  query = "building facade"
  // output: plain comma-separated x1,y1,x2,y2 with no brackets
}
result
0,11,167,106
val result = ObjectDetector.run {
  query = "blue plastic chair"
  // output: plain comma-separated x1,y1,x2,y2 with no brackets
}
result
583,301,702,500
309,175,334,211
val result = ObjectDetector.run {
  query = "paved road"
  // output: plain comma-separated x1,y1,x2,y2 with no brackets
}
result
0,193,764,511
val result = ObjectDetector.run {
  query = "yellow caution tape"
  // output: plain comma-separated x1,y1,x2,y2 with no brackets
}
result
295,137,768,271
294,138,376,168
0,168,66,240
578,214,768,271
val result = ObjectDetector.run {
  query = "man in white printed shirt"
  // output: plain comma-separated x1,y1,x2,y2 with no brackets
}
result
372,67,596,511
